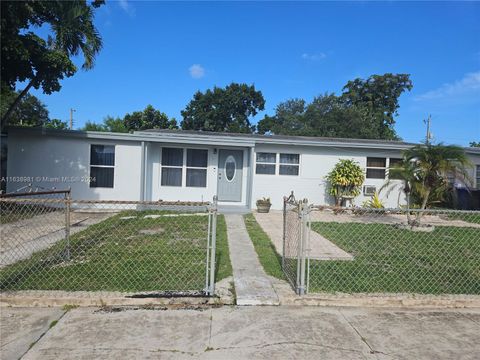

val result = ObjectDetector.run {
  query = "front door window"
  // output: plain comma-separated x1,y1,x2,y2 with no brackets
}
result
225,155,236,182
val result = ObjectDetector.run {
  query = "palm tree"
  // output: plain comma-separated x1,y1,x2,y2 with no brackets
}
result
383,143,471,225
1,1,103,127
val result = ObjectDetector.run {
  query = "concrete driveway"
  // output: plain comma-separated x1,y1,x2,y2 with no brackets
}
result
2,306,479,360
0,211,115,268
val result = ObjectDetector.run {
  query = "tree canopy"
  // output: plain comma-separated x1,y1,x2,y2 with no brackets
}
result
257,74,412,140
1,0,104,130
80,106,176,133
124,105,177,132
0,89,49,127
181,83,265,133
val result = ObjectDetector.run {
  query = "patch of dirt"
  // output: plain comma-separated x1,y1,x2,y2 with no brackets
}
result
138,227,165,235
94,303,215,313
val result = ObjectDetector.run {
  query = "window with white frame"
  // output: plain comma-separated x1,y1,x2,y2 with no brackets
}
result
366,157,386,179
186,149,207,187
388,158,403,180
279,153,300,175
90,145,115,188
256,152,276,175
476,165,480,189
161,148,208,187
161,148,183,186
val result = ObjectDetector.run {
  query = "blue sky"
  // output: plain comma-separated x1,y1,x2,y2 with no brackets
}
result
30,1,480,145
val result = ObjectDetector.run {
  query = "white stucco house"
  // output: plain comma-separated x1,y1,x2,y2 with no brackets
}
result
5,127,480,210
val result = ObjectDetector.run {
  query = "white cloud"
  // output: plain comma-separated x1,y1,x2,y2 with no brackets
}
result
118,0,135,16
189,64,205,79
301,52,327,61
415,71,480,101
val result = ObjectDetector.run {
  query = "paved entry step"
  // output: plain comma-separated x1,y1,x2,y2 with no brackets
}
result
224,214,280,305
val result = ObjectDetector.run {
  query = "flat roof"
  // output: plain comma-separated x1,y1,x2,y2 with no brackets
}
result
6,126,480,154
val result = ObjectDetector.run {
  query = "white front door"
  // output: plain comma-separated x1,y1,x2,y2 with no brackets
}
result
217,149,243,202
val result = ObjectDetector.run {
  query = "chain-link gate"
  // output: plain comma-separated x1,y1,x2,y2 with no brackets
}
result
283,191,480,296
282,192,309,295
0,190,218,296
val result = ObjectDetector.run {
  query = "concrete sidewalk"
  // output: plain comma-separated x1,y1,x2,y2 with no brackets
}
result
2,306,479,360
225,214,279,305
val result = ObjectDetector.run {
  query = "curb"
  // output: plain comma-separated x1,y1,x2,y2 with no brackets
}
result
269,277,480,309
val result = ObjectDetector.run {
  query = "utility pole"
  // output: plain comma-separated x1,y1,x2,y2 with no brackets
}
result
69,108,76,130
424,114,432,145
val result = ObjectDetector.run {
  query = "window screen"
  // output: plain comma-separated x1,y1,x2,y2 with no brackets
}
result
477,165,480,189
388,158,403,180
90,145,115,188
279,153,299,176
186,149,207,187
161,148,183,186
256,152,276,175
366,157,386,179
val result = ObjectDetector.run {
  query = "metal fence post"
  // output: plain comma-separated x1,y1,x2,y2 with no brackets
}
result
64,190,71,261
205,209,212,294
282,196,287,271
297,199,308,295
208,196,218,296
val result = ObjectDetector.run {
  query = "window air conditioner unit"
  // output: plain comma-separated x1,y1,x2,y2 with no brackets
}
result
363,185,376,196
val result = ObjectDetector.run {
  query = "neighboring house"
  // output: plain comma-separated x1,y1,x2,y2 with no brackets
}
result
5,127,480,210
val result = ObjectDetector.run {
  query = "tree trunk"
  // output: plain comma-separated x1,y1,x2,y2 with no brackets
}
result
406,193,413,225
416,189,431,224
0,79,35,131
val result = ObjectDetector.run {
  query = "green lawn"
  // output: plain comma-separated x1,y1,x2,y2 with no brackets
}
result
0,211,231,293
244,214,285,280
309,222,480,294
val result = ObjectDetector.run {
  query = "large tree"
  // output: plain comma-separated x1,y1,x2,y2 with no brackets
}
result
1,0,103,130
0,89,49,127
81,116,128,132
341,73,412,140
181,83,265,133
43,118,68,129
124,105,177,132
257,74,412,140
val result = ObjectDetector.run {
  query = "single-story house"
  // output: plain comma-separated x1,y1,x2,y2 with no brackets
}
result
5,127,480,210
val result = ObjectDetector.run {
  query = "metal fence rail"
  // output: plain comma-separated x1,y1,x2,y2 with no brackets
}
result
283,193,480,296
0,194,218,296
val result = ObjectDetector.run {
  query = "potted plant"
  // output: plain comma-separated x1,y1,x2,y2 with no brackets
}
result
256,197,272,213
326,159,365,207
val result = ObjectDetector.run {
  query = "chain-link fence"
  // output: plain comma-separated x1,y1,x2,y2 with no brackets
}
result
0,192,218,296
283,193,480,295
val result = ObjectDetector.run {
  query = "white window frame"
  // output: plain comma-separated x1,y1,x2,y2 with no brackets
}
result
161,147,184,187
278,153,300,176
366,157,387,179
186,148,208,188
89,144,115,188
476,165,480,189
255,152,277,175
255,152,301,176
160,147,209,188
387,157,403,180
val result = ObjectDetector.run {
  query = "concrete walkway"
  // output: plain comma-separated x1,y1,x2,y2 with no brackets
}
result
225,214,279,305
254,211,353,261
2,306,479,360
